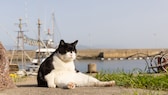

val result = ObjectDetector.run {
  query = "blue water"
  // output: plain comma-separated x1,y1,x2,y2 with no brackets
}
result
74,59,147,73
20,59,148,73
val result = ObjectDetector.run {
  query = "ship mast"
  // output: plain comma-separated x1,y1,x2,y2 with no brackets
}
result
16,18,26,68
37,19,41,65
45,13,55,48
52,13,55,45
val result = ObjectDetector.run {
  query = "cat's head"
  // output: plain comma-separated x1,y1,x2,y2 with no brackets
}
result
56,40,78,62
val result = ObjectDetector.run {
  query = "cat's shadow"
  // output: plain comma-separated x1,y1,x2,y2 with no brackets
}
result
17,84,39,87
17,84,70,89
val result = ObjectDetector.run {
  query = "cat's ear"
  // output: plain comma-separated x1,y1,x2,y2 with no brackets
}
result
72,40,78,46
60,40,65,46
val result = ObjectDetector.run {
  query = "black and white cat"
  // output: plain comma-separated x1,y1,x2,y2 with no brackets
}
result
37,40,115,89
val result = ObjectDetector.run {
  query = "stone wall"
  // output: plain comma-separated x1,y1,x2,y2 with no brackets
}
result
0,42,16,90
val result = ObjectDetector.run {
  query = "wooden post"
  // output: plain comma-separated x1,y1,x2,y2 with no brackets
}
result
87,63,97,73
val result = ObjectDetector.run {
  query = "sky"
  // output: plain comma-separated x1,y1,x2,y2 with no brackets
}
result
1,0,168,49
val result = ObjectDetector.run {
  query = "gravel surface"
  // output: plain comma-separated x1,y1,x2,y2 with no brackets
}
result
0,76,167,95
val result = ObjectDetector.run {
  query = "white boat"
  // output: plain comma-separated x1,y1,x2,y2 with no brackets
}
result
26,47,56,73
31,48,56,65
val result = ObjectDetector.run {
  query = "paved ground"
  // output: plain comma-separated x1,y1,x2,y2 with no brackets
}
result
0,76,167,95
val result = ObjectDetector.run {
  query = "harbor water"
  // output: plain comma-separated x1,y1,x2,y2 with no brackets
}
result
20,59,148,73
75,60,147,72
75,59,147,73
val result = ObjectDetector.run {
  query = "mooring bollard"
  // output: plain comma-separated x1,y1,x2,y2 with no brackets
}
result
88,63,97,73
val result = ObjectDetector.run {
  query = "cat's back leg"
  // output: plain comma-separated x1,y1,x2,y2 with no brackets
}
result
73,72,99,87
74,72,115,87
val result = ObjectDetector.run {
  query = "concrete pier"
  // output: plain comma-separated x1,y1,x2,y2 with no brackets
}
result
7,49,167,61
78,49,166,59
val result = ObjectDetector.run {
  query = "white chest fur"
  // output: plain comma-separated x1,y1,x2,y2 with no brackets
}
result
52,55,75,72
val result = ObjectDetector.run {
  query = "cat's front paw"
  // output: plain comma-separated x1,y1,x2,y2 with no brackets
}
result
67,82,76,89
47,83,56,88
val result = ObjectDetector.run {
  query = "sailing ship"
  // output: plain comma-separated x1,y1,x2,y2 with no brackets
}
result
26,37,56,73
15,13,58,73
27,20,57,73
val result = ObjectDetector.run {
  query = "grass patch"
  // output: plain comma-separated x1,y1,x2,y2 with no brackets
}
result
95,71,168,91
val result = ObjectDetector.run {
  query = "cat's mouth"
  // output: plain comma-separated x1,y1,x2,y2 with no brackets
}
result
57,53,76,62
